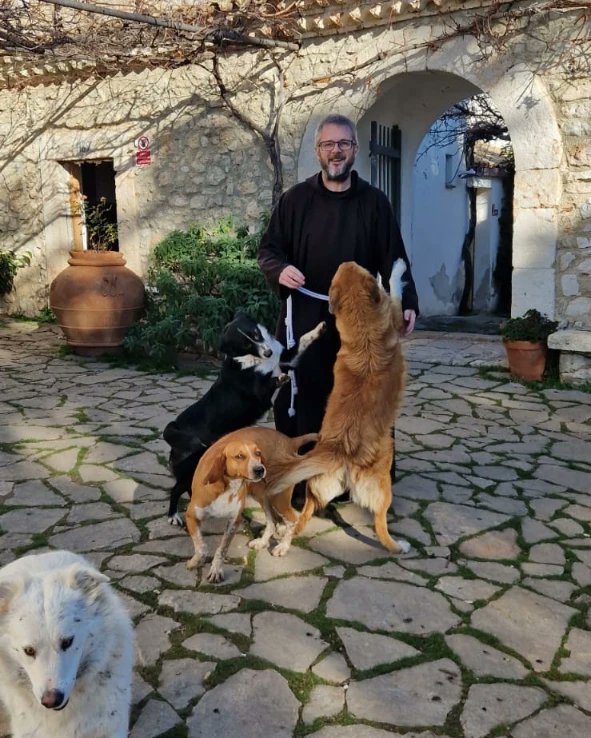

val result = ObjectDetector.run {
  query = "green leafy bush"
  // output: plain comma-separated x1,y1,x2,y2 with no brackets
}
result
0,250,31,296
500,309,558,343
123,218,278,368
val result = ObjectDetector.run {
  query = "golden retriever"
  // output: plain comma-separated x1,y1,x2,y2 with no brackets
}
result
263,259,410,556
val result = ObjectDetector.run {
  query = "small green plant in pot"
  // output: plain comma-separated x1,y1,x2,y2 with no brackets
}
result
81,197,118,251
500,309,558,381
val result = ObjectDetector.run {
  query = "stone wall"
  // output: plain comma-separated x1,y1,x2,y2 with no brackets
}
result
0,58,289,315
0,1,590,364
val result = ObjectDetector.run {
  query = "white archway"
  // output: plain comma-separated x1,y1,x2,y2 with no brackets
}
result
297,38,562,320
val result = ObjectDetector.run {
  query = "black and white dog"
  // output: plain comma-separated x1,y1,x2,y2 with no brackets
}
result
163,312,325,525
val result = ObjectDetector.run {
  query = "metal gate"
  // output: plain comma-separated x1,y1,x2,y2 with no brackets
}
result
369,121,401,223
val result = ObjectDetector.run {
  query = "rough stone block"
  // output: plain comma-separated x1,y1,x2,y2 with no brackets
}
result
512,209,558,268
514,169,561,210
561,273,580,296
565,296,591,319
559,351,591,385
511,268,555,318
548,328,591,352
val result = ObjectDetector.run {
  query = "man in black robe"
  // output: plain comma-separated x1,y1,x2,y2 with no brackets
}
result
258,113,419,469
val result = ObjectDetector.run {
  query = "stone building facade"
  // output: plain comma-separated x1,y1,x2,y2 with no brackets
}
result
1,1,591,379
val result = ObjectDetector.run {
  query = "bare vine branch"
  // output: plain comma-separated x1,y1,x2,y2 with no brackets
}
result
211,53,288,205
37,0,299,51
0,0,301,77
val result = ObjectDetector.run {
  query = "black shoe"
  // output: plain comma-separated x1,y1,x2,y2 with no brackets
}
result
291,481,306,510
332,490,351,504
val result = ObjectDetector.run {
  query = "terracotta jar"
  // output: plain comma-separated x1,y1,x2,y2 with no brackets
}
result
503,339,547,381
49,250,145,356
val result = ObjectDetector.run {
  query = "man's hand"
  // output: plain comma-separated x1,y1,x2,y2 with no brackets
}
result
402,309,416,337
279,265,306,289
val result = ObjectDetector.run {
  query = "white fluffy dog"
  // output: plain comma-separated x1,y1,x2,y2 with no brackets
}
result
0,550,134,738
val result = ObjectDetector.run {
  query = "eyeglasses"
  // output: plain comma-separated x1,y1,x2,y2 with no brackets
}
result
317,139,357,152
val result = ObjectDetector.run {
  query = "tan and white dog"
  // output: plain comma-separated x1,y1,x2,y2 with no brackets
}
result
185,426,317,582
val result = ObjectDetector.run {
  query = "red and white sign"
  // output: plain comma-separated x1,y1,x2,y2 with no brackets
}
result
135,135,152,166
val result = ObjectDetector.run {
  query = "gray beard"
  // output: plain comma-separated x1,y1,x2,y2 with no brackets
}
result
322,159,354,182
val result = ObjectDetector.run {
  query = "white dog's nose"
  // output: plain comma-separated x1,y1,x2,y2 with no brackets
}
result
41,689,67,710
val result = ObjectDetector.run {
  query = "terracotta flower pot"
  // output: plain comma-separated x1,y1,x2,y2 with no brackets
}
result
49,250,145,356
503,339,547,381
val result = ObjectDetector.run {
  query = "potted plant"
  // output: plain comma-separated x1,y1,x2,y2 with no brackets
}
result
49,197,145,356
500,309,558,380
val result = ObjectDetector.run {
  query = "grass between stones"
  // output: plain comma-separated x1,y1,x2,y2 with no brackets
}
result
74,408,89,423
294,711,356,736
156,726,188,738
13,531,50,556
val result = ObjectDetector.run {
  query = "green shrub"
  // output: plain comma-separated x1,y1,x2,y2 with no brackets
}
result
500,309,558,343
0,250,31,296
123,217,279,368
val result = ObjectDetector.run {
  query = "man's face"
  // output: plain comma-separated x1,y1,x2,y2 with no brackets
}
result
316,123,358,182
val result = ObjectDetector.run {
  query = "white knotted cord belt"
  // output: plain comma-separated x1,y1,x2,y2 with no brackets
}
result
285,286,329,417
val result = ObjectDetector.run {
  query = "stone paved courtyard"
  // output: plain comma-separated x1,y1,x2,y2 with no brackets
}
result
1,319,591,737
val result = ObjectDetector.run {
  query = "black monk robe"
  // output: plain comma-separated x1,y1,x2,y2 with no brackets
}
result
258,170,419,438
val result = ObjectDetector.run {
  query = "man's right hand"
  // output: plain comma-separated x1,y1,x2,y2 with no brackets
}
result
279,265,306,289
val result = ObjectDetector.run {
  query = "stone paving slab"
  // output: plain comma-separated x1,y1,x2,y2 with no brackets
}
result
0,320,590,737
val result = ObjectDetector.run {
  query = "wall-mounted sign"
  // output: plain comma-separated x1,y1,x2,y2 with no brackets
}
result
135,135,152,166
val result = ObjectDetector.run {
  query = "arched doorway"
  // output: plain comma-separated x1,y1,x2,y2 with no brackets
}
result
298,59,562,321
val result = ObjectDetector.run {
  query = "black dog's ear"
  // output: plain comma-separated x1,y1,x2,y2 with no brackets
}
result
219,326,233,355
219,317,240,355
220,312,258,356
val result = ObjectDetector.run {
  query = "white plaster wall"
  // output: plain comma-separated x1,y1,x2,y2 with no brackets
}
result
410,129,469,316
472,177,504,312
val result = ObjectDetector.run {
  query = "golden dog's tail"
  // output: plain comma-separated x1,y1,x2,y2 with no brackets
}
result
264,443,337,497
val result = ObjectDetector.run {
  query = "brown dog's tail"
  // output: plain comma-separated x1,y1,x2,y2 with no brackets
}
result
264,443,337,497
292,432,319,451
